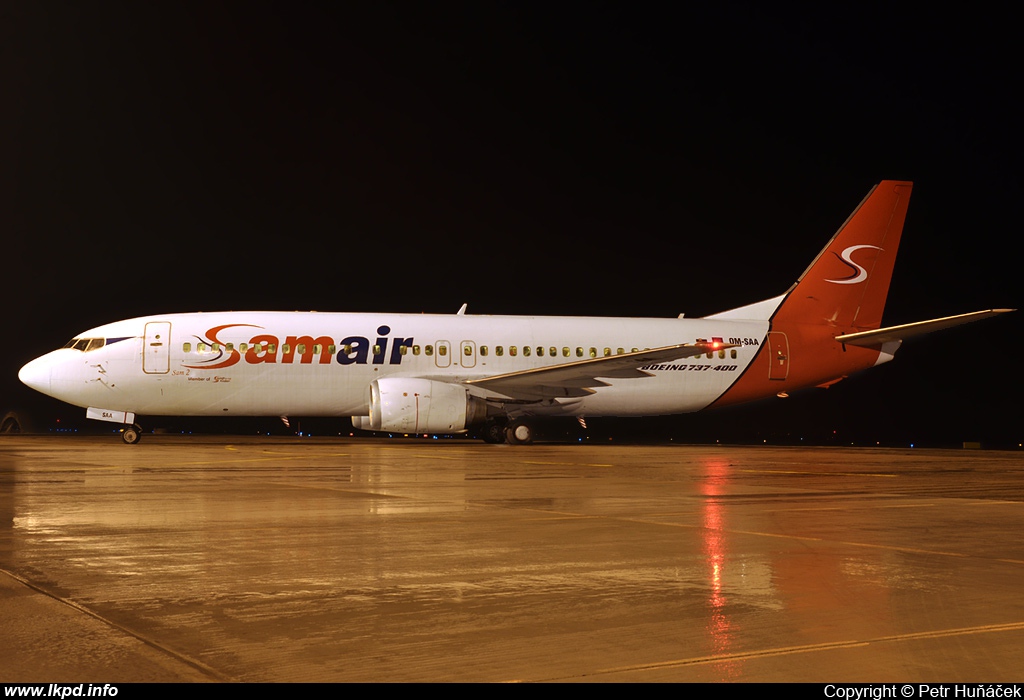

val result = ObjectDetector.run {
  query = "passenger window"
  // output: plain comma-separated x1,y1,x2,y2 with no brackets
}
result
480,346,488,356
562,347,570,357
226,343,234,352
240,343,248,353
617,348,625,355
604,348,612,357
373,344,382,355
463,345,472,356
282,344,292,355
550,346,557,357
268,344,276,354
496,346,504,356
718,349,725,359
183,342,192,353
589,347,597,358
313,344,321,354
439,345,447,356
400,344,408,355
730,349,737,359
576,347,584,357
523,346,531,357
632,347,639,353
536,346,544,357
425,345,434,356
510,346,518,356
412,345,420,355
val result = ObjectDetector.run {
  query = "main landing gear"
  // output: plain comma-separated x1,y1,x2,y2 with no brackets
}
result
504,419,534,445
121,424,143,444
480,418,535,445
481,420,507,444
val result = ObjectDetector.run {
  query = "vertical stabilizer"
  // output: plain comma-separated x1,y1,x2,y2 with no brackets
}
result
711,181,913,408
774,180,912,332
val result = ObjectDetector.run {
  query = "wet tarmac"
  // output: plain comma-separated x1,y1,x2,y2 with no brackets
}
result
1,436,1022,682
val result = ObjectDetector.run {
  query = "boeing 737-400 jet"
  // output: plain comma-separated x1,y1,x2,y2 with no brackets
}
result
18,181,1013,444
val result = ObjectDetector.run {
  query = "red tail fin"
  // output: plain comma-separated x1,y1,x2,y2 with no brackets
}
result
711,181,913,408
774,181,912,331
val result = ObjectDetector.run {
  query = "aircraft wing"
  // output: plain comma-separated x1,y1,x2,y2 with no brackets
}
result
464,341,737,400
834,309,1015,347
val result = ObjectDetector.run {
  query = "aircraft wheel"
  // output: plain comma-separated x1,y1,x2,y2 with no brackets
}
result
1,411,28,434
505,420,534,445
122,426,142,445
481,420,506,444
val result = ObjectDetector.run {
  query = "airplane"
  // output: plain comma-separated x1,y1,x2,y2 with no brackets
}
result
18,180,1013,444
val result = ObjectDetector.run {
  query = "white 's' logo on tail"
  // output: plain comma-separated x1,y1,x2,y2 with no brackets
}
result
825,245,883,284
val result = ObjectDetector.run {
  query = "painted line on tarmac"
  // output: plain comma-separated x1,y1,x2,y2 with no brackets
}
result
562,620,1024,680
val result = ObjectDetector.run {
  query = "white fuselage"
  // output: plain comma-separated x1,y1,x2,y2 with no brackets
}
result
20,311,769,420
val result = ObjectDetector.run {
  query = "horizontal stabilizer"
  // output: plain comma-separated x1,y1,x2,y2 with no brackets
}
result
465,341,738,400
835,309,1015,347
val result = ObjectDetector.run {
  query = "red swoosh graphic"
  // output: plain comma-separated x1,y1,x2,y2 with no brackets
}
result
183,323,262,369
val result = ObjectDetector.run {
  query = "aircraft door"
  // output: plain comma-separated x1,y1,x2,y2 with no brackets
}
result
143,322,171,374
460,341,476,368
434,340,451,368
767,331,789,380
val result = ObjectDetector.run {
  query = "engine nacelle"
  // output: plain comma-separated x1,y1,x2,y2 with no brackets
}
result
365,378,486,434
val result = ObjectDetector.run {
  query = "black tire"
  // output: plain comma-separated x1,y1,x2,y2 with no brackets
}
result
505,420,534,445
122,426,141,444
481,420,506,444
1,411,26,434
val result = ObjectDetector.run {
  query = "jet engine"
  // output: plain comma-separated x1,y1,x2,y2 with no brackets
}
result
357,378,488,434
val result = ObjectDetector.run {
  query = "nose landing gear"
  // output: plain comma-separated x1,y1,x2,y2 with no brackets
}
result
121,424,143,444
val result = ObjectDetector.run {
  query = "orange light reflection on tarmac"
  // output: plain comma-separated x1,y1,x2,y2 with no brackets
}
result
700,458,740,680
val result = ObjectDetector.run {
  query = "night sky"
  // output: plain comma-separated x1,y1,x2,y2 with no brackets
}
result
2,4,1019,445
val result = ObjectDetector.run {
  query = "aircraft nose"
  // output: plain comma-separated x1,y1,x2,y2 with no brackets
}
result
18,356,52,394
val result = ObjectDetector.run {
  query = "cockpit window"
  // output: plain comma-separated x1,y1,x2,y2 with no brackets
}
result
63,337,106,352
